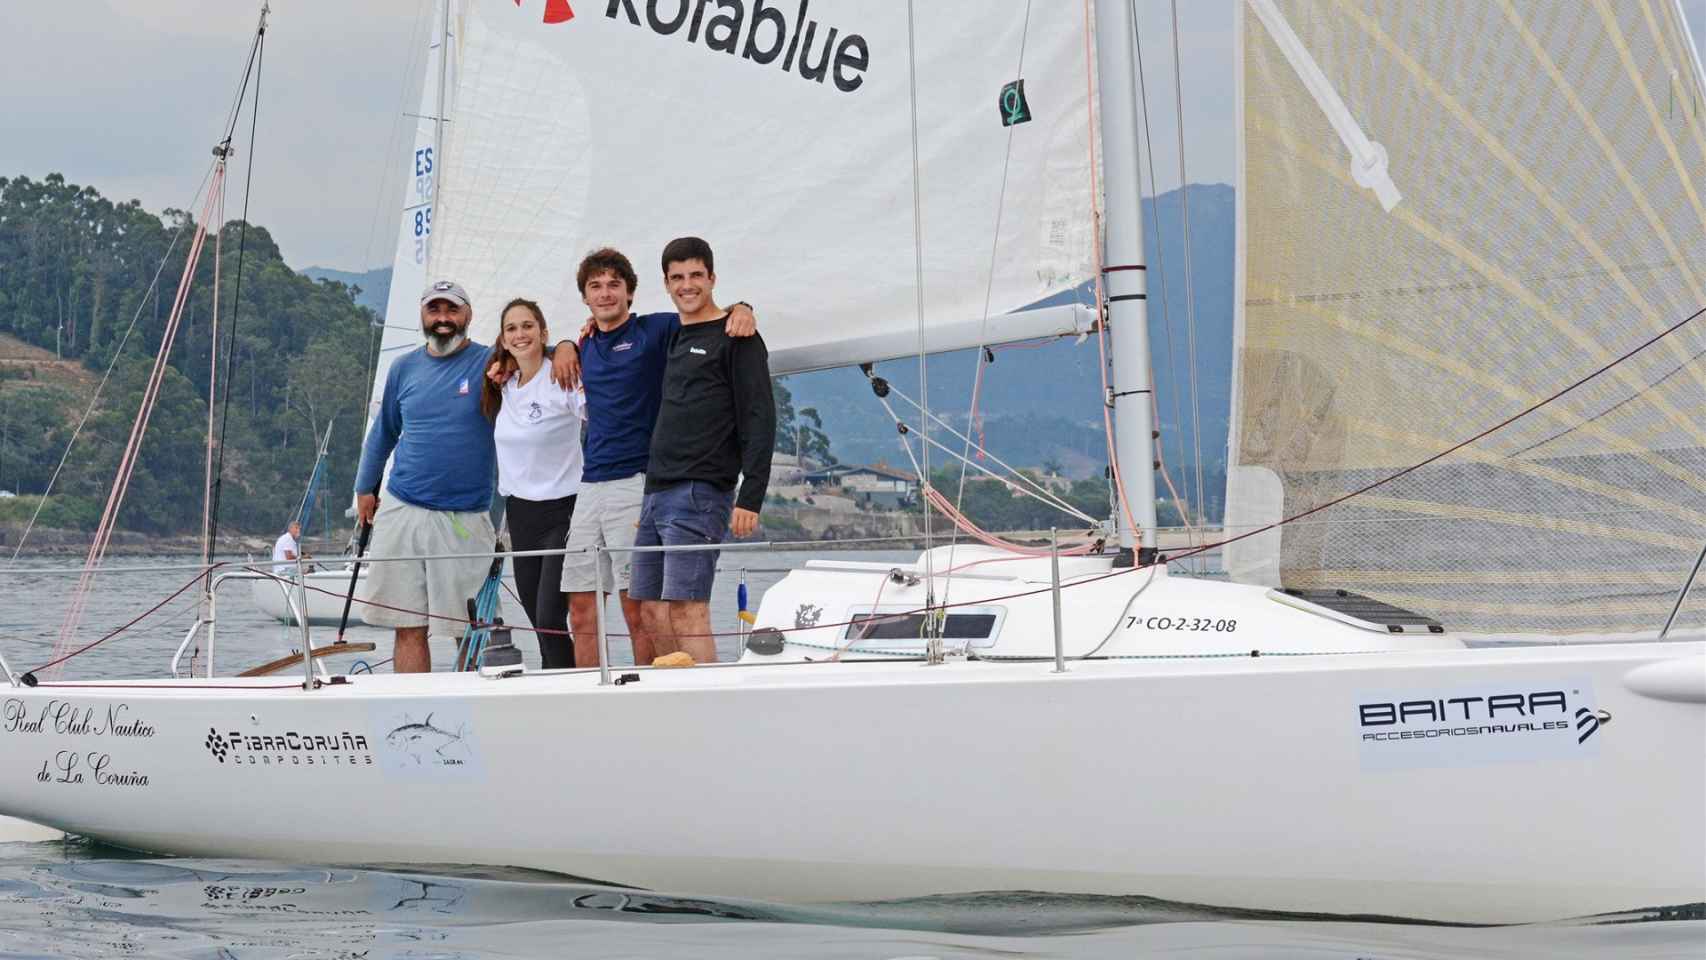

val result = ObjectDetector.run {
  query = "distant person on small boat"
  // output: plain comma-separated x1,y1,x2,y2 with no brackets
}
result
271,520,302,576
355,280,580,673
546,247,757,669
631,237,775,664
481,298,585,670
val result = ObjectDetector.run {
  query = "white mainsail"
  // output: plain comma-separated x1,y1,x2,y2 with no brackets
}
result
1224,0,1706,637
427,1,1098,375
367,0,460,425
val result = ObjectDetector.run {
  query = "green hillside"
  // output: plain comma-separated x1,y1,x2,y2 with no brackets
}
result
0,173,376,537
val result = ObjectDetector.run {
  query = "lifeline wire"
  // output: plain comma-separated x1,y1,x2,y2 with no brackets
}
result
29,303,1703,673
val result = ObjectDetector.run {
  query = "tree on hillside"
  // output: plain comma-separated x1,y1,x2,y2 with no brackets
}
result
772,378,835,466
0,174,380,536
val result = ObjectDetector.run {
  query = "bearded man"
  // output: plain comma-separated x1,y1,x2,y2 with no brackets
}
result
354,280,576,672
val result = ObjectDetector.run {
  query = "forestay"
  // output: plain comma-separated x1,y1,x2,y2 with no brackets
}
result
1225,0,1706,637
426,0,1098,375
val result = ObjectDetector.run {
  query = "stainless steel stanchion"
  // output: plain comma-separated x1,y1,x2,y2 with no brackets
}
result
296,553,315,689
594,544,612,686
1051,527,1067,673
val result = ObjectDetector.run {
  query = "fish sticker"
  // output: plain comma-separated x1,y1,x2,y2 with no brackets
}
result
375,707,483,781
385,712,467,765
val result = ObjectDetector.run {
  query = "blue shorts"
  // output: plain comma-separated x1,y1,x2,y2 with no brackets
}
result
629,480,736,602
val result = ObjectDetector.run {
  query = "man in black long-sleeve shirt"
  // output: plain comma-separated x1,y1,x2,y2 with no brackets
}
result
630,237,775,663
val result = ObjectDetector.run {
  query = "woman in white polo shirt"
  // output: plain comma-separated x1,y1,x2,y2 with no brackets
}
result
481,298,585,669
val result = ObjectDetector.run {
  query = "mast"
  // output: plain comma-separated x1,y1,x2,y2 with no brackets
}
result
1093,0,1159,563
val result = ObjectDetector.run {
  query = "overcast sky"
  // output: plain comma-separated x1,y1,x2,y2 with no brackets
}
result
1,1,1700,271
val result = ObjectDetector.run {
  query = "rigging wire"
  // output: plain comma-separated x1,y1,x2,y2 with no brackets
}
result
3,164,216,565
1167,0,1209,538
199,162,228,618
32,274,1700,678
941,0,1034,605
1164,303,1706,569
356,0,435,434
206,17,268,559
50,176,227,671
902,0,937,633
1129,0,1194,534
216,9,267,147
873,381,1099,523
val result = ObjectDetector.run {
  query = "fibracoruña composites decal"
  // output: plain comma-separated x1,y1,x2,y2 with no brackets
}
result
202,720,375,770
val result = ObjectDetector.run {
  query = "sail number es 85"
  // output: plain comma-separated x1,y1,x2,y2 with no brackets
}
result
412,146,435,263
1125,616,1237,632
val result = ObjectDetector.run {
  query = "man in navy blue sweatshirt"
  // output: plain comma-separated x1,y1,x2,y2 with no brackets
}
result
355,280,577,673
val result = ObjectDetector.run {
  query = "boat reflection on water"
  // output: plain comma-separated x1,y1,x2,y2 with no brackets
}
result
0,844,1697,959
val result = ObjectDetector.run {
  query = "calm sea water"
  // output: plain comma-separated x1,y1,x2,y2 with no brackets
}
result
0,551,1700,958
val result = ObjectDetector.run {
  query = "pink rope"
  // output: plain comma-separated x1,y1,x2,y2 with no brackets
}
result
925,487,1098,557
50,168,225,674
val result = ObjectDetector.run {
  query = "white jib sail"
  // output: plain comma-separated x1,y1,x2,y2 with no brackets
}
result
1225,0,1706,638
428,0,1098,375
368,0,460,426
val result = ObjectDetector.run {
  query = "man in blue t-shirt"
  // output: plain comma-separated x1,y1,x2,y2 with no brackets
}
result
354,280,579,672
559,248,755,668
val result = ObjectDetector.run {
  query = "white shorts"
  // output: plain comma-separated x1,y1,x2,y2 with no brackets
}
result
359,497,497,635
560,473,644,594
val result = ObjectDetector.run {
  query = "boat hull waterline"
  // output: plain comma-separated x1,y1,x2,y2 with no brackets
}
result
0,642,1700,924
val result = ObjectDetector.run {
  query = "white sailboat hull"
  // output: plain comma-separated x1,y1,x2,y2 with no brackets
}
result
246,568,368,626
0,814,62,843
2,641,1699,923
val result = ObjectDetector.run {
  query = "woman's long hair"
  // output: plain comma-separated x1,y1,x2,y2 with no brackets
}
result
481,298,549,421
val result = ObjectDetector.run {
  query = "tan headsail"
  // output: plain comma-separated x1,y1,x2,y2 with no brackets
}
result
1225,0,1706,637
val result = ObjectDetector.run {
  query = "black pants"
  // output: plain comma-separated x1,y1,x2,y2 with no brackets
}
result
505,493,576,669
